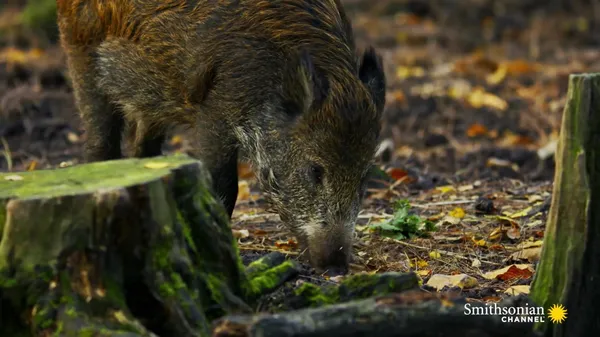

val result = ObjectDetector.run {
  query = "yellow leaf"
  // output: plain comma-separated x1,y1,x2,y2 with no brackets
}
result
27,160,38,171
489,227,503,241
237,180,251,201
496,215,518,226
467,87,508,111
416,269,432,277
396,66,425,79
508,207,532,219
505,285,530,296
169,135,183,146
144,162,170,169
486,63,507,85
429,251,441,259
426,273,478,290
448,207,466,219
435,185,455,194
473,238,487,247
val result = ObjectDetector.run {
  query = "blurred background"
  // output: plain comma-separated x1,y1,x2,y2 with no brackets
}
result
2,0,600,185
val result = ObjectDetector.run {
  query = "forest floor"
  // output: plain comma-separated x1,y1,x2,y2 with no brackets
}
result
1,0,598,306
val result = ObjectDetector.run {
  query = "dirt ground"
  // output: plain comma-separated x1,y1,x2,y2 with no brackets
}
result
1,0,597,304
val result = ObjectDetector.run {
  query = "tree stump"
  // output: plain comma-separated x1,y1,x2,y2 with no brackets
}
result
530,73,600,336
0,155,298,337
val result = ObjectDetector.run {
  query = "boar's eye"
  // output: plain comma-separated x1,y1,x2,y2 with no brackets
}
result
309,164,325,185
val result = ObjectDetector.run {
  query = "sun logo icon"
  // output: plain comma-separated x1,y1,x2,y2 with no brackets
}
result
548,304,567,324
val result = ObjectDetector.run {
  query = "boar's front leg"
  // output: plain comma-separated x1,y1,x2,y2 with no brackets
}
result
195,126,239,218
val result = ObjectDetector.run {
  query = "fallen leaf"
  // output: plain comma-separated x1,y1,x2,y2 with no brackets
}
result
486,63,507,85
426,273,478,290
483,264,534,280
505,285,530,296
458,184,474,192
416,270,432,278
506,225,521,240
232,229,250,239
471,259,482,268
274,239,298,251
387,167,409,181
169,135,183,146
507,207,533,219
510,247,542,263
449,207,466,219
66,132,80,143
435,185,456,194
429,251,441,259
237,180,251,201
486,157,519,171
4,175,23,181
467,87,508,111
488,227,503,241
396,66,425,79
144,162,170,169
27,160,37,171
466,123,488,137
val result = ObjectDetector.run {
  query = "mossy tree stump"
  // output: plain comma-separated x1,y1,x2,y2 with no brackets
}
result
0,155,297,337
530,73,600,336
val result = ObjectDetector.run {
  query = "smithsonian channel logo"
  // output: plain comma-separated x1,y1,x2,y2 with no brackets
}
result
464,302,567,323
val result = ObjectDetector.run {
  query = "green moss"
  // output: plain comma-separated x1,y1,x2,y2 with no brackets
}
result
79,327,96,337
0,200,6,242
171,273,186,290
294,283,339,307
0,154,198,199
158,282,176,298
205,274,225,304
248,260,295,296
0,275,17,288
340,273,373,290
104,278,127,308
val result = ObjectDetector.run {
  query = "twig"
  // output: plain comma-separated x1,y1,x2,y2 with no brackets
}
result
412,200,476,208
389,238,502,266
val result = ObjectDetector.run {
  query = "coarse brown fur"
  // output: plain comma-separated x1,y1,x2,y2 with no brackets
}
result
56,0,386,275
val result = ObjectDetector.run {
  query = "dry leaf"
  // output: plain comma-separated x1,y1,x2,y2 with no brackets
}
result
4,175,23,181
505,285,530,296
508,207,533,218
237,180,251,201
467,87,508,111
449,207,466,219
232,229,250,239
466,123,488,137
426,273,478,290
483,264,534,280
169,135,183,146
506,225,521,240
429,251,441,259
27,160,37,171
435,185,455,194
144,162,170,169
387,167,410,181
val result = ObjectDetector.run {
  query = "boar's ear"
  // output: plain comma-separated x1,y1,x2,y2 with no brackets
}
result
359,47,386,113
283,50,328,118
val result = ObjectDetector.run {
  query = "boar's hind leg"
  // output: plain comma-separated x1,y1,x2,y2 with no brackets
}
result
66,49,124,162
95,38,173,158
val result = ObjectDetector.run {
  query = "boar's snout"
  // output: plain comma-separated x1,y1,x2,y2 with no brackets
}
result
306,228,352,275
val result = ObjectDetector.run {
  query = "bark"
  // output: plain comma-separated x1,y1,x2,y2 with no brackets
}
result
530,73,600,336
213,290,540,337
